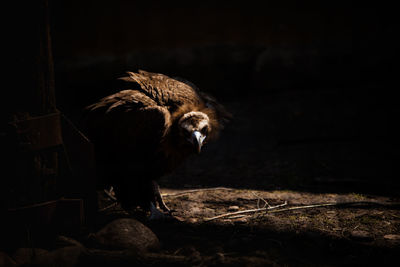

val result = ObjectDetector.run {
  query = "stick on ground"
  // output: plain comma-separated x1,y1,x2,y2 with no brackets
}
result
204,201,389,222
161,187,235,197
204,202,287,221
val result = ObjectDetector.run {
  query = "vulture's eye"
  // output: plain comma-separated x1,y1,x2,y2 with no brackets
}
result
201,125,209,135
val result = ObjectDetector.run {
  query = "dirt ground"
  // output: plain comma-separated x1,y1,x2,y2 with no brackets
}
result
155,188,400,266
96,93,398,266
97,187,399,266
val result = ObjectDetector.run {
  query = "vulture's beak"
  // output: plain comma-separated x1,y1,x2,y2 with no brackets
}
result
191,130,206,154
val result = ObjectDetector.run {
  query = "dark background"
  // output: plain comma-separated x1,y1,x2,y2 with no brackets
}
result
51,1,395,195
0,2,397,264
3,0,396,196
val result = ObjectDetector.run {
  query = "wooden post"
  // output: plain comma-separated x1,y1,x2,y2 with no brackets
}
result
1,1,97,250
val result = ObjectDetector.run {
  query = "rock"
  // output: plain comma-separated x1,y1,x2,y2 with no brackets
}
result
232,217,248,224
173,216,185,222
91,218,160,251
29,246,86,267
83,249,188,266
12,248,49,265
227,206,240,212
0,251,16,267
172,246,202,265
350,230,374,242
187,218,198,224
55,235,84,248
384,234,400,241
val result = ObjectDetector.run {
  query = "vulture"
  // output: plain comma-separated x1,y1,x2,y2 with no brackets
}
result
84,70,230,218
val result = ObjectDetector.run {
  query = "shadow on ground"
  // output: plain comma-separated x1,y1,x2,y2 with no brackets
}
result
149,216,399,266
92,186,400,266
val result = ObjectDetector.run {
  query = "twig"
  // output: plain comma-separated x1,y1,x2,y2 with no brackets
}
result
161,187,235,197
265,202,338,214
204,201,287,221
99,202,119,212
392,215,400,219
251,191,270,208
263,201,389,213
205,201,386,222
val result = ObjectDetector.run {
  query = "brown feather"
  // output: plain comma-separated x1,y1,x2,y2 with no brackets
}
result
121,70,203,108
84,70,230,210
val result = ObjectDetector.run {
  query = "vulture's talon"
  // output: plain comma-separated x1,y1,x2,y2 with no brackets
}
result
152,180,171,213
149,202,173,221
159,202,171,213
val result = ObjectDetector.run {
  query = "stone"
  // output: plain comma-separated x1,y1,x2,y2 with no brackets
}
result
233,217,248,224
187,218,198,224
29,246,86,267
384,234,400,241
227,206,240,212
91,218,160,251
350,230,373,242
12,248,49,265
0,251,16,267
55,235,84,248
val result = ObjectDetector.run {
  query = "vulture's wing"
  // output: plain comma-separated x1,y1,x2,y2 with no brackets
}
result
119,70,203,109
85,89,171,154
86,89,158,113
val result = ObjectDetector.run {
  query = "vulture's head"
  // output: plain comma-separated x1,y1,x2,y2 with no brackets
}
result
178,111,211,154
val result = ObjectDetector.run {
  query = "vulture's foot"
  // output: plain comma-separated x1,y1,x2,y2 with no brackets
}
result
149,202,173,221
152,180,172,213
158,198,171,213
